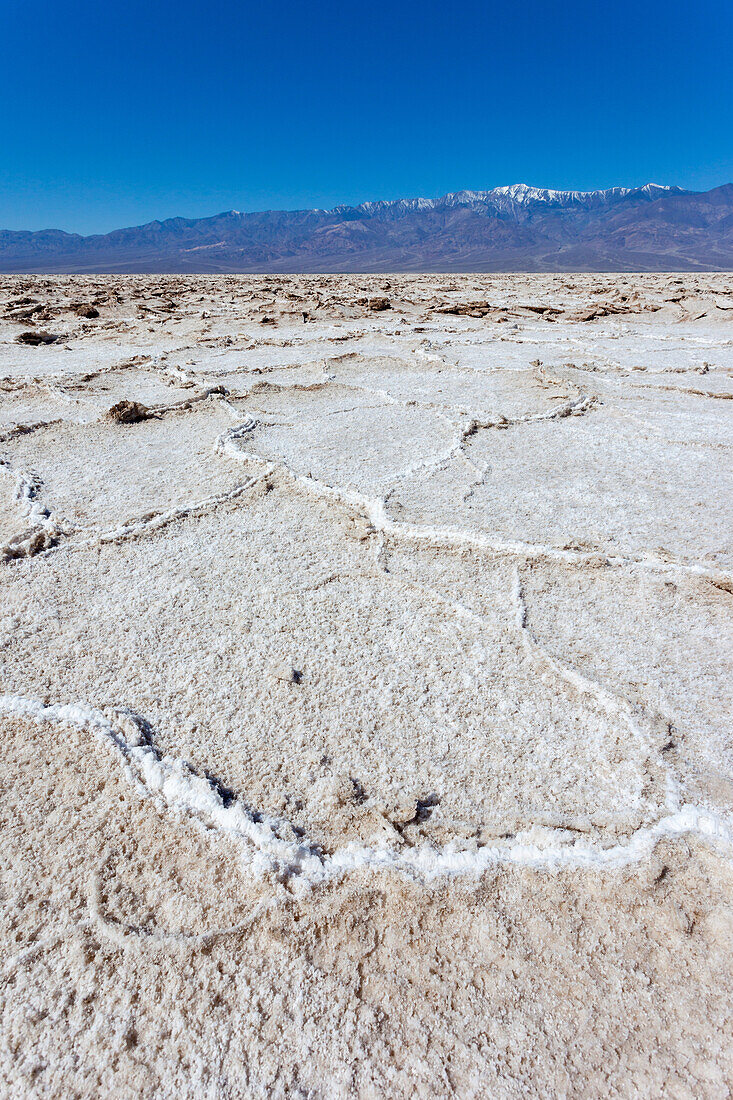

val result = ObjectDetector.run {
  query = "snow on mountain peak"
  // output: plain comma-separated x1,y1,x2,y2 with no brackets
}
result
328,183,685,220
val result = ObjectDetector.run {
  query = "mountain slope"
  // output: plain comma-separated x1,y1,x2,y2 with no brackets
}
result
1,183,731,273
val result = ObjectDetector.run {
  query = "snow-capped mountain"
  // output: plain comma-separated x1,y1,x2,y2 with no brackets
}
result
1,183,731,272
342,183,683,219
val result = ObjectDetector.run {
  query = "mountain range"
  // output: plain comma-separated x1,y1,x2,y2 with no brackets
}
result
2,182,732,273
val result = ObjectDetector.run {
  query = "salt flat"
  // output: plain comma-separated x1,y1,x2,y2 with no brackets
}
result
1,273,732,1097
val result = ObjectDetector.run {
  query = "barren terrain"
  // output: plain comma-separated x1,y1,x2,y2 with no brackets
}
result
1,273,732,1097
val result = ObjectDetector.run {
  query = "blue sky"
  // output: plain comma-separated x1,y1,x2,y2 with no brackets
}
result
2,0,731,234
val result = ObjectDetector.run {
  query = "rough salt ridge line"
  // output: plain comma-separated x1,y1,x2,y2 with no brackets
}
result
333,369,599,490
1,310,726,884
85,468,274,547
215,418,733,586
6,349,727,580
217,355,727,580
511,567,680,815
0,464,70,562
1,695,731,894
0,456,272,558
0,391,266,558
248,549,675,828
377,562,678,822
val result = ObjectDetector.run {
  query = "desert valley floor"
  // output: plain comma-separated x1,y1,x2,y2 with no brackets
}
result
0,273,732,1097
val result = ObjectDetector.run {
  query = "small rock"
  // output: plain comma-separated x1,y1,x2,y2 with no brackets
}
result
15,330,60,346
367,297,391,312
106,400,151,424
74,305,99,318
437,300,490,317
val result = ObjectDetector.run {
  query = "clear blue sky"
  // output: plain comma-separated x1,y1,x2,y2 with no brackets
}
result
2,0,731,234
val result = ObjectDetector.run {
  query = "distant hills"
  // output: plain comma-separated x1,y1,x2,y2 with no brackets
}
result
2,183,732,273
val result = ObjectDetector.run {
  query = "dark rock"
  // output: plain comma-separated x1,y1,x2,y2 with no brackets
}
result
437,300,491,317
15,330,61,345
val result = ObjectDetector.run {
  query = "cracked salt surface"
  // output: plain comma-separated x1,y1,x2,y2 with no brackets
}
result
2,693,731,891
1,273,732,1097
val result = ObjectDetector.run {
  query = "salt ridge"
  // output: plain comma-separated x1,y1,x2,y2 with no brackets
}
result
1,694,731,893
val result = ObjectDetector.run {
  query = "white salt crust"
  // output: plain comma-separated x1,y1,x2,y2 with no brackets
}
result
2,694,730,894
